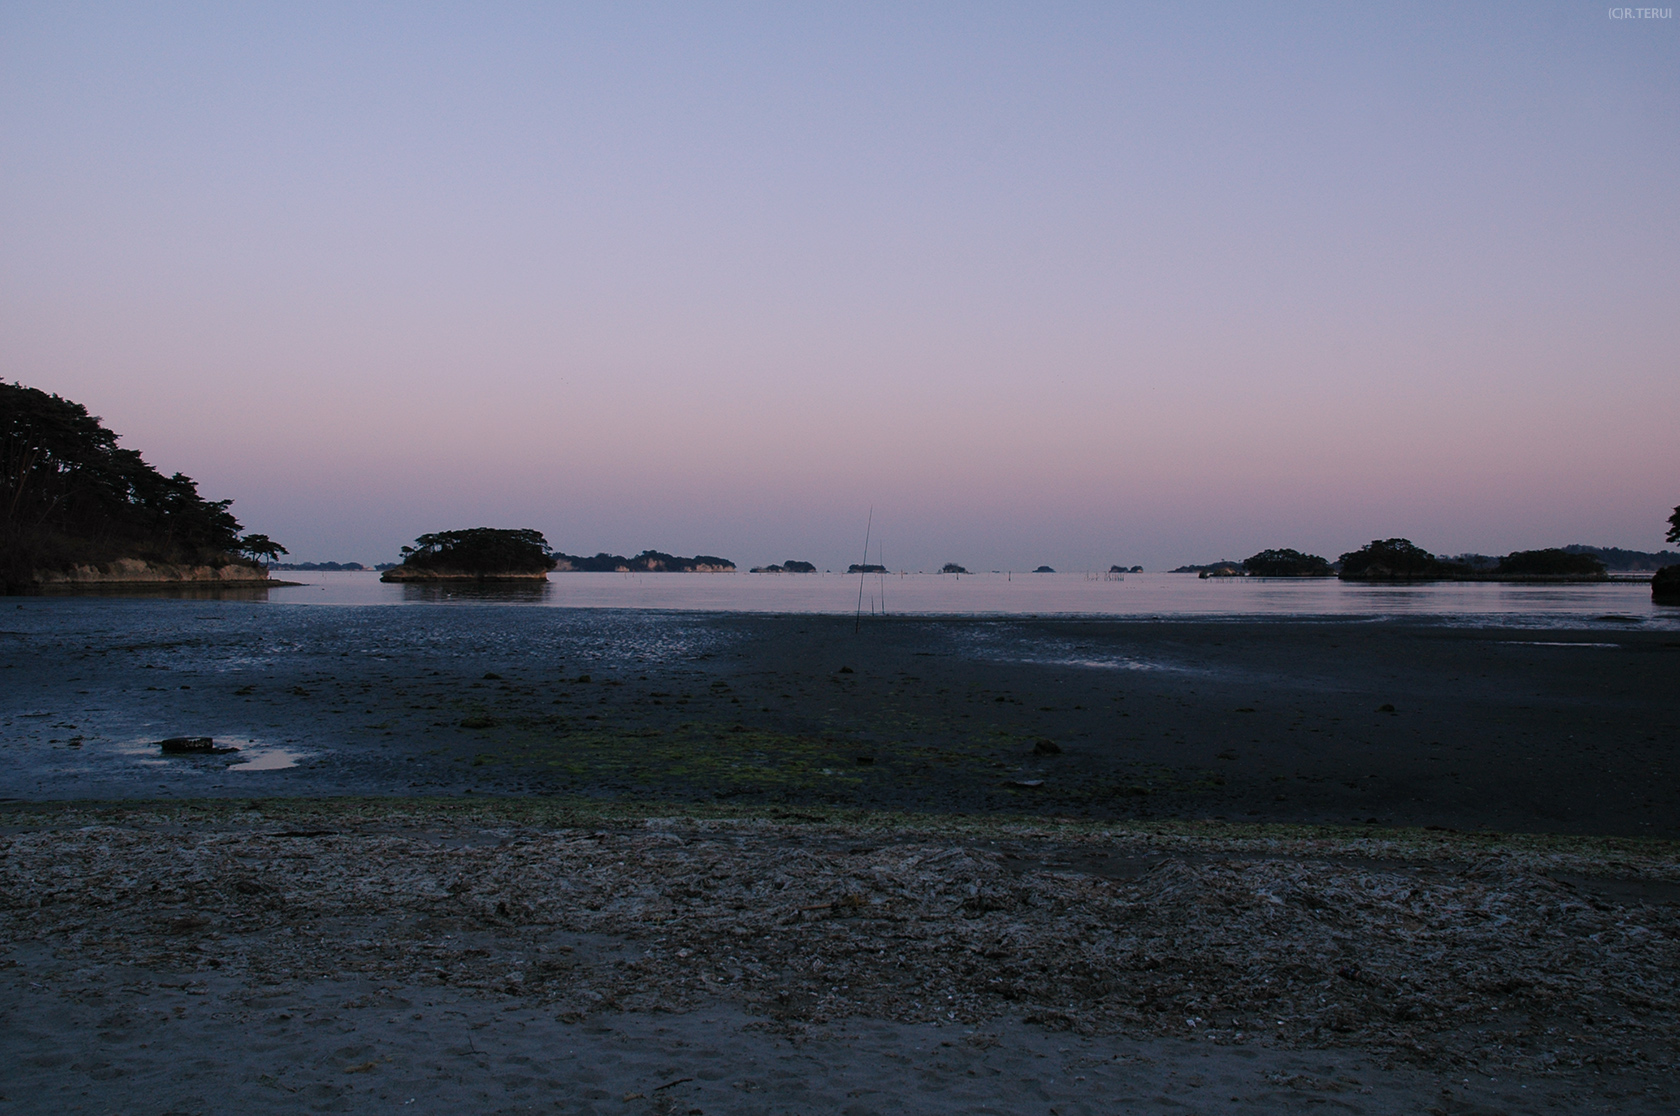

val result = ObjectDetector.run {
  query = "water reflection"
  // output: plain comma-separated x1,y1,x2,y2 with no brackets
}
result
399,581,554,604
247,569,1673,628
27,583,278,600
229,747,302,771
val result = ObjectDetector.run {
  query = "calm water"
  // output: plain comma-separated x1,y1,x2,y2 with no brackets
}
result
256,570,1676,628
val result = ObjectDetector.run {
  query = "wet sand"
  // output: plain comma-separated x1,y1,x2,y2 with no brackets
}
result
3,607,1677,835
12,972,1639,1116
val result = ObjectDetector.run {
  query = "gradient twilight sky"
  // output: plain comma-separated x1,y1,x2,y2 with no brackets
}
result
3,3,1676,570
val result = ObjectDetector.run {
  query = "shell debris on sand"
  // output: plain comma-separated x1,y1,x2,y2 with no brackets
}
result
1,801,1677,1079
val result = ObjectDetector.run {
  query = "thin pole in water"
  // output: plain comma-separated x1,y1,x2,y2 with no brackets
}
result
855,506,872,634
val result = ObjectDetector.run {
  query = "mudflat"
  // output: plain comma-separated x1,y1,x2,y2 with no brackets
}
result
2,605,1677,835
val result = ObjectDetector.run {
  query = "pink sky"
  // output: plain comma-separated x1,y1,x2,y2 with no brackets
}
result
3,4,1676,568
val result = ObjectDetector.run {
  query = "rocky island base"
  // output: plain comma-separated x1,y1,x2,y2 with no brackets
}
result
23,558,283,589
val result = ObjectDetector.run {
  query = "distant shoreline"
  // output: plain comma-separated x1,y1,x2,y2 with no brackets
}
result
1338,572,1646,584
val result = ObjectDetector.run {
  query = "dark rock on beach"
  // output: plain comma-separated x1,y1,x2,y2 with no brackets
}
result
1654,565,1680,604
158,737,238,755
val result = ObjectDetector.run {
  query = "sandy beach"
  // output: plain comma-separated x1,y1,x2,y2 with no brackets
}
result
3,800,1678,1114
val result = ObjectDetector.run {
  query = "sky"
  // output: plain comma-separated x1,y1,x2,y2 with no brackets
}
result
2,2,1676,570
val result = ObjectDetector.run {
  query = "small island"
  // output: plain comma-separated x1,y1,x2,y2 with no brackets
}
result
751,560,817,573
1033,565,1055,573
1243,548,1334,577
381,539,739,579
379,528,558,582
2,382,286,593
1172,561,1243,577
846,563,887,574
551,550,736,573
272,561,367,571
940,563,970,575
1338,539,1608,582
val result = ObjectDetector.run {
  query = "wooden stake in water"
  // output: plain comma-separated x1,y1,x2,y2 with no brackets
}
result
855,506,872,634
878,540,886,615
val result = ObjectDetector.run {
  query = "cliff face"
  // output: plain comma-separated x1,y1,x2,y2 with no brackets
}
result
27,558,271,586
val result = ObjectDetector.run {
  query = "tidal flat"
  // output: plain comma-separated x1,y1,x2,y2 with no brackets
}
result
3,604,1677,835
2,602,1678,1111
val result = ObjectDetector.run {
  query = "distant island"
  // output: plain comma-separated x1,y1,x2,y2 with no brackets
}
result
1033,565,1055,573
380,528,557,582
1,382,285,592
1164,540,1655,583
751,560,817,573
1110,565,1143,573
379,535,742,579
272,561,366,571
1338,540,1607,582
553,550,736,573
1558,544,1679,572
846,563,887,574
1243,548,1334,577
1172,561,1243,576
940,563,970,574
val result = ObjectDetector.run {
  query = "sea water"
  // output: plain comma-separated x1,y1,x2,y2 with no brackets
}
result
247,570,1674,628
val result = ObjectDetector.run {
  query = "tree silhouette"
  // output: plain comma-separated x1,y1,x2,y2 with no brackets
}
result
1242,548,1332,577
1337,539,1452,580
2,381,280,583
395,528,556,574
238,534,288,569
